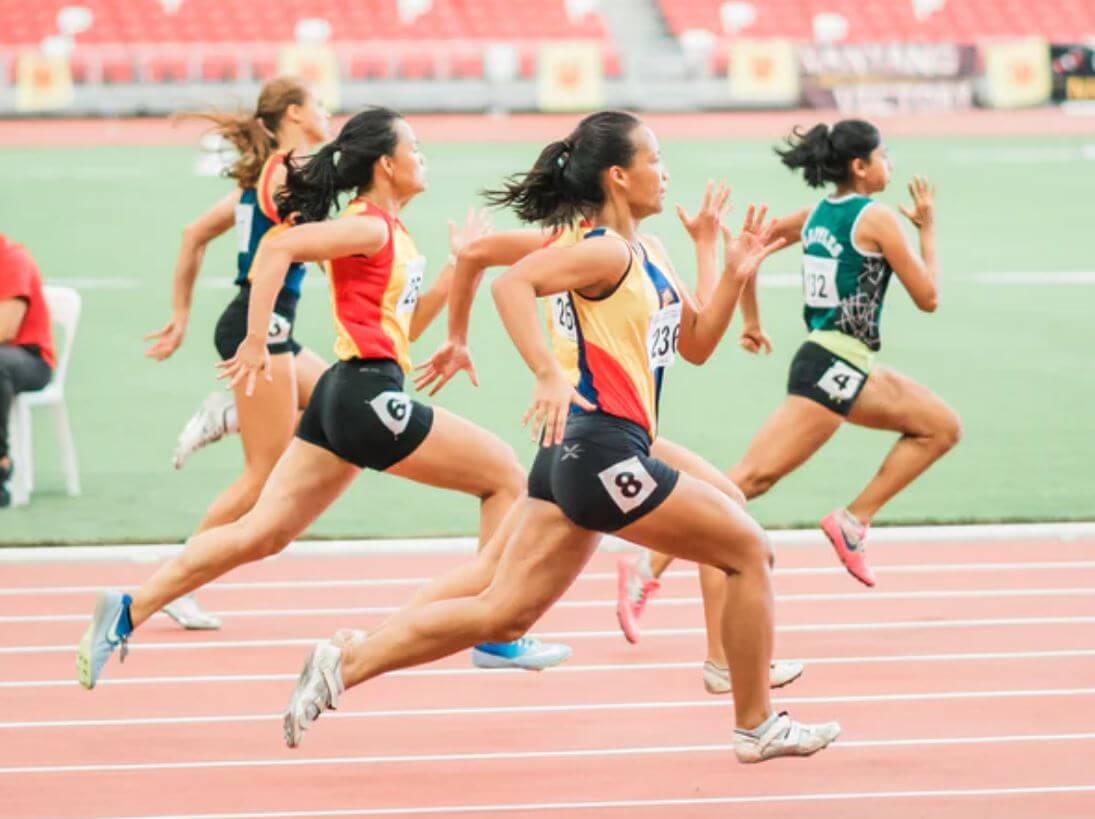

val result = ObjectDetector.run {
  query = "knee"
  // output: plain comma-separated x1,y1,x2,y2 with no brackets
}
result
480,596,541,643
936,409,962,453
234,514,293,560
485,446,525,500
731,465,780,500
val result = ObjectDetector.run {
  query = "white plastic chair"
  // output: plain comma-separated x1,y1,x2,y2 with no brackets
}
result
7,285,81,506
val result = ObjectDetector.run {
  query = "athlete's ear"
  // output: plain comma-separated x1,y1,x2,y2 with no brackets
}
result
608,165,628,189
378,154,395,178
850,157,868,180
284,103,303,125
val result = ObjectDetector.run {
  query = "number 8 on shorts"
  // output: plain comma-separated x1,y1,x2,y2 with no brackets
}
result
598,456,657,514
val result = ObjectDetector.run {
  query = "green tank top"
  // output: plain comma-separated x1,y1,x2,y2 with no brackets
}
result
800,193,894,352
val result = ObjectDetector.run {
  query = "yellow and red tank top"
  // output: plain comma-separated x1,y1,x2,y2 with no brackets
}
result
569,227,682,438
540,219,592,383
324,199,425,372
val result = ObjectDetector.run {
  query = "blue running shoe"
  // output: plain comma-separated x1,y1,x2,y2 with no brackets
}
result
77,590,133,690
471,637,571,671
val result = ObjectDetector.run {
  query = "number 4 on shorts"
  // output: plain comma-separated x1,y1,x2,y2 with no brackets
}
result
817,361,864,402
597,456,657,514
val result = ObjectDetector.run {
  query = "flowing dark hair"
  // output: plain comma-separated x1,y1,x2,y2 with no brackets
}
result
182,76,310,189
776,120,881,188
482,110,642,227
276,106,403,224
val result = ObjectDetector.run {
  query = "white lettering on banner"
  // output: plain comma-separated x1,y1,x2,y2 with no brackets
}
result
800,43,967,78
803,256,840,308
598,456,657,514
234,204,254,254
396,257,426,316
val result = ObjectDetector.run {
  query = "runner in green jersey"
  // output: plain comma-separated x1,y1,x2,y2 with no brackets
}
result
727,119,961,587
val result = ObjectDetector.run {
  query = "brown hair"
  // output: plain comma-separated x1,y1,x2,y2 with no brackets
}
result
183,76,311,189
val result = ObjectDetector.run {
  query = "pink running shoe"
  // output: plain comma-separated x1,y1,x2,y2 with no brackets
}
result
616,557,661,644
820,509,875,587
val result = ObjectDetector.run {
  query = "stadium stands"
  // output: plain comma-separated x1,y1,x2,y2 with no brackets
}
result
0,0,619,82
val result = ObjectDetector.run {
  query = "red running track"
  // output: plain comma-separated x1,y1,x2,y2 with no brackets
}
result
2,534,1095,818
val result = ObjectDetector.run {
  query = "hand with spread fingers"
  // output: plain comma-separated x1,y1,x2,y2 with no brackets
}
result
898,175,935,230
676,180,731,247
448,207,493,261
144,312,188,361
524,368,596,448
721,205,787,283
413,340,478,396
216,335,270,398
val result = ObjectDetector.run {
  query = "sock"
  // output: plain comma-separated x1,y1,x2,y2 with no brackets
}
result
735,711,781,738
636,549,654,579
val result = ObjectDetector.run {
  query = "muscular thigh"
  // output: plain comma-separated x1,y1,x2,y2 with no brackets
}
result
386,407,521,497
848,365,955,436
733,396,843,480
651,436,745,506
235,352,299,471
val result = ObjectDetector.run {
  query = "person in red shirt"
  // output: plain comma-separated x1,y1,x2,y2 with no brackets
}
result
0,235,55,507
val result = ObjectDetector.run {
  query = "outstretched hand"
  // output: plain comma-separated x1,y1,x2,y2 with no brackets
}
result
413,340,478,396
676,180,731,246
898,176,935,230
448,208,492,259
144,313,187,361
216,336,270,397
721,205,786,283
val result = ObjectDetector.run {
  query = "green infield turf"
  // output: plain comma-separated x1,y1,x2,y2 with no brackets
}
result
1,133,1092,543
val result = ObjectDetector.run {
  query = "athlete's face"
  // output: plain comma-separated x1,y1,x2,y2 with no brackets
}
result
617,125,668,218
386,119,428,198
292,91,331,146
855,144,892,193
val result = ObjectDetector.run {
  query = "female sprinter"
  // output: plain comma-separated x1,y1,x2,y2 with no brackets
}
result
281,111,840,763
77,107,536,689
141,77,330,630
727,120,960,587
411,184,801,694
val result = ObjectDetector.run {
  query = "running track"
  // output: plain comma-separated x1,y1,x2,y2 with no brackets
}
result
2,530,1095,818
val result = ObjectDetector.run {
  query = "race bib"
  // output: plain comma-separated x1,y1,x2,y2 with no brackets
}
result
266,312,291,346
647,302,682,369
369,390,413,437
803,255,839,308
234,203,254,254
549,293,577,343
396,256,426,316
817,361,864,402
598,456,657,514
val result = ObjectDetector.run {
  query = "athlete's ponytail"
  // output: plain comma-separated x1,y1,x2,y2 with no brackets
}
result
276,106,402,224
182,76,310,189
776,120,881,188
483,110,642,228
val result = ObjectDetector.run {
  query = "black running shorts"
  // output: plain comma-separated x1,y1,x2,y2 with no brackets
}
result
214,284,301,360
786,340,869,416
296,358,433,471
527,412,679,532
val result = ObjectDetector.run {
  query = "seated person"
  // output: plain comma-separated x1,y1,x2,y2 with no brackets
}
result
0,235,55,507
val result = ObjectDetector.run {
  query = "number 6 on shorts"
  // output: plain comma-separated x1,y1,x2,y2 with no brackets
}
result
598,456,657,514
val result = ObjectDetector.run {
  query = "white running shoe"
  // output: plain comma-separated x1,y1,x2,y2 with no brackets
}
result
703,660,805,694
733,712,841,763
163,594,222,631
283,641,344,749
173,391,238,470
471,637,572,670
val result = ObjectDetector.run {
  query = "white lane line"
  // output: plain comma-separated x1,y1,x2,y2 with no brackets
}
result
3,646,1095,687
4,686,1093,731
3,615,1095,665
7,560,1095,597
3,521,1093,562
5,731,1095,775
7,585,1093,624
103,784,1095,818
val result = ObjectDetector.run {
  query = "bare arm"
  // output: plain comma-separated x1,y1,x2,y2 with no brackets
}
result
220,216,388,395
675,181,730,305
676,207,785,365
144,190,240,360
491,238,624,444
739,207,808,354
408,209,493,342
860,177,939,312
0,299,27,343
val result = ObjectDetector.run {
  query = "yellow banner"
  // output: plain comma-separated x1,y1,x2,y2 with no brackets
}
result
537,41,604,112
278,44,341,111
15,52,75,113
728,38,799,105
983,38,1051,108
